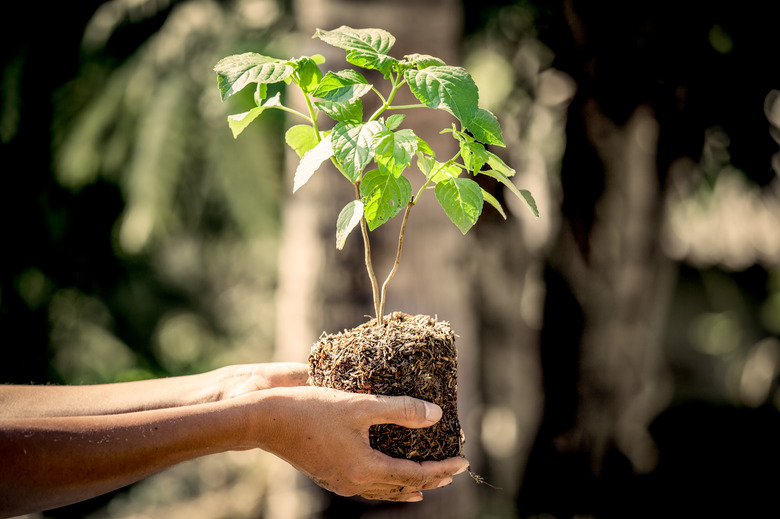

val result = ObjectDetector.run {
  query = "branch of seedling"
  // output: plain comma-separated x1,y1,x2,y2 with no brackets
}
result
215,28,538,328
292,70,426,326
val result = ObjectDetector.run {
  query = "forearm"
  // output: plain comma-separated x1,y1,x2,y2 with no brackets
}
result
0,373,221,418
0,363,308,418
0,393,261,518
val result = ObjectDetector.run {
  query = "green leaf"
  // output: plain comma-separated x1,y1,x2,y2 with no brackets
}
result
518,188,539,218
314,26,397,76
373,129,418,177
416,137,435,156
479,169,539,217
461,141,489,173
254,83,268,105
293,135,333,192
313,70,373,102
291,56,323,94
429,160,462,183
385,113,405,130
285,124,320,158
481,188,507,219
416,152,435,177
331,121,384,182
316,97,363,123
403,53,446,69
360,169,412,230
336,200,364,250
486,150,516,177
467,108,505,147
214,53,294,100
405,66,479,128
435,177,483,234
314,26,396,55
227,92,282,138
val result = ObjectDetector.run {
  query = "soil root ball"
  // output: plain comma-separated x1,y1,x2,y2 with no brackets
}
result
308,312,464,461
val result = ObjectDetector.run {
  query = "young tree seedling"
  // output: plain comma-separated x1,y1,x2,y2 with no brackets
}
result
214,26,538,325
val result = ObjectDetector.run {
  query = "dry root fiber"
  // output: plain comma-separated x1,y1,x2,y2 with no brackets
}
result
308,312,463,461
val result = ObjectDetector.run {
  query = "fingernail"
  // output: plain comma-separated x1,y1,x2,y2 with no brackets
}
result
424,402,442,424
407,492,423,502
455,460,469,475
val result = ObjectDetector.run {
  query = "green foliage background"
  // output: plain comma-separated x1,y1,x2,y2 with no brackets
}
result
2,0,291,386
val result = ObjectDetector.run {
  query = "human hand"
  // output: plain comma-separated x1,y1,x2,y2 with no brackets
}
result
256,386,470,502
213,362,310,400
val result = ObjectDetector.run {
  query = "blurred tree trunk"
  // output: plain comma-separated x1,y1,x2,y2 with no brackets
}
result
518,0,688,515
267,1,486,518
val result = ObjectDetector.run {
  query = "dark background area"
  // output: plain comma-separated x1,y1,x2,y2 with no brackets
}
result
2,1,780,517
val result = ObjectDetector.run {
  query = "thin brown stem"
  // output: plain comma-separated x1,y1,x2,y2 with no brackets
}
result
354,183,382,324
377,202,413,320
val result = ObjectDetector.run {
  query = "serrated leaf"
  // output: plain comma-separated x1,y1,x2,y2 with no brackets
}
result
486,150,515,177
291,56,323,94
479,169,539,217
416,152,435,177
293,135,333,192
346,51,398,77
227,93,282,138
336,199,364,250
385,113,405,131
405,66,479,128
214,53,294,100
416,137,435,156
429,161,461,183
285,124,319,158
468,107,505,146
315,26,396,55
403,53,447,69
373,129,418,177
331,121,384,182
314,26,397,76
461,141,489,173
481,188,507,219
315,97,363,123
313,70,373,102
435,177,483,234
360,169,412,231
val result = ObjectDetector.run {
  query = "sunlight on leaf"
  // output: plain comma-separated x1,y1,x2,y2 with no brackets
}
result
316,97,363,123
481,188,507,219
227,92,282,138
293,135,333,192
214,53,294,100
314,26,397,76
468,108,505,146
285,124,320,158
435,177,483,233
360,169,412,230
480,169,539,217
336,199,364,249
373,128,418,177
313,70,373,102
405,66,479,129
331,121,384,182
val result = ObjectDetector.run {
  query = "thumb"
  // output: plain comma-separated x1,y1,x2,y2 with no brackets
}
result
368,395,443,429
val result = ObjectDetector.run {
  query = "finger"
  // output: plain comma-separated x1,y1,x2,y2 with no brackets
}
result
365,394,442,428
370,453,470,487
280,363,311,386
418,456,470,478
